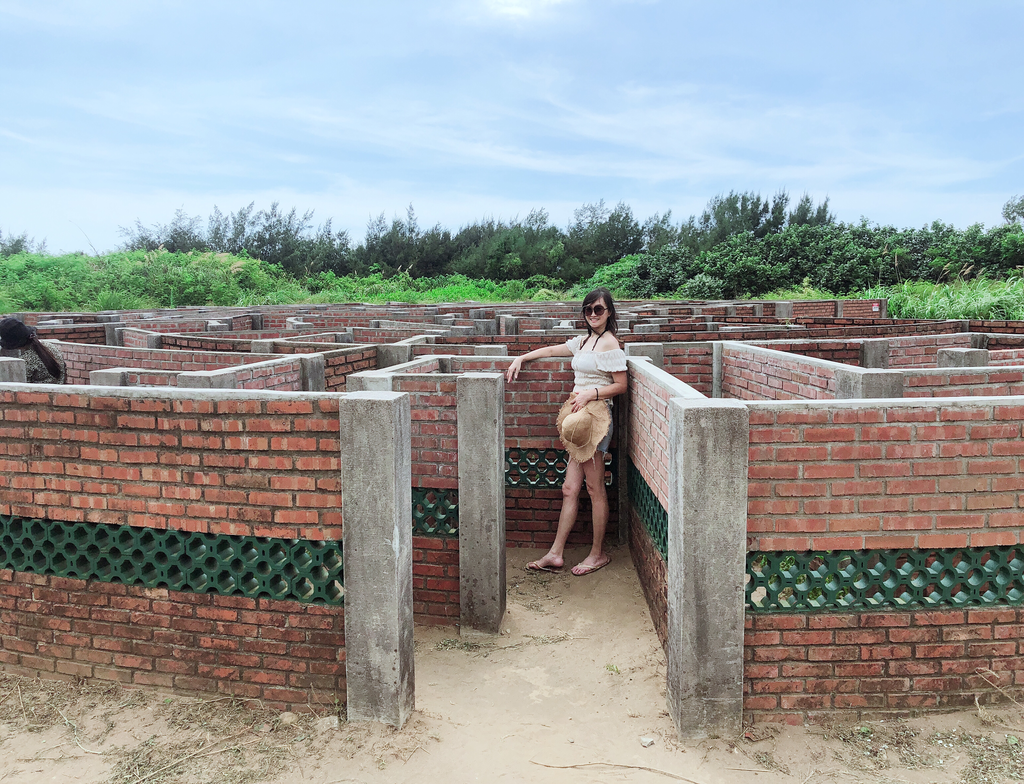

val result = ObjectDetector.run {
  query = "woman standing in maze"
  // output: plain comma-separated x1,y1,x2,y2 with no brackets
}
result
0,317,67,384
505,287,627,576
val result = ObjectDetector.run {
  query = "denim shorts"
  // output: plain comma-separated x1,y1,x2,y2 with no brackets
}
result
596,402,613,453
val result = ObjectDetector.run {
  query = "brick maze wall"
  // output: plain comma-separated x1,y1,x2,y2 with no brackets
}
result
721,345,837,401
0,387,345,710
903,368,1024,398
744,608,1024,723
663,344,714,395
0,388,342,540
746,401,1024,552
0,572,344,712
57,344,254,385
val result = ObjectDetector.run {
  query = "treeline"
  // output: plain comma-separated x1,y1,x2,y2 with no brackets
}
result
4,191,1023,305
111,191,836,286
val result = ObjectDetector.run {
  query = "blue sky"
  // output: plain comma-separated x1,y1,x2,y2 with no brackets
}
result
1,0,1021,254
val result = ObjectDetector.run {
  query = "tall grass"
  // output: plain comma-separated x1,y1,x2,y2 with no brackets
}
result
859,277,1024,320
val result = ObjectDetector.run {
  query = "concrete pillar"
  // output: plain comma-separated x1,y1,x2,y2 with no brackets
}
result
625,342,664,369
859,339,890,369
346,370,394,393
633,324,661,334
176,371,237,389
835,300,844,317
937,348,990,367
0,357,27,383
299,354,326,391
89,369,129,386
473,345,508,356
775,301,794,320
340,391,414,728
667,398,748,739
835,368,904,399
251,340,276,355
969,333,990,349
472,319,497,335
248,313,264,330
498,316,520,335
146,333,162,349
104,323,121,346
456,373,506,636
378,344,412,368
712,342,724,398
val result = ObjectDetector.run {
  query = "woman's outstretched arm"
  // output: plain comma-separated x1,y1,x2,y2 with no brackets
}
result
505,343,573,382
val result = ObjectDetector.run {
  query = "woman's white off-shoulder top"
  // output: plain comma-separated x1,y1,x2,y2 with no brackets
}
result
566,334,627,401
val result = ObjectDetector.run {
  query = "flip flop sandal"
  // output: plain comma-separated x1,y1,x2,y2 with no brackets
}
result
572,558,610,576
526,561,562,573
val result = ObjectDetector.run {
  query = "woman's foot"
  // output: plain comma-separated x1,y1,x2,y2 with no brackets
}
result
526,553,564,572
571,554,610,576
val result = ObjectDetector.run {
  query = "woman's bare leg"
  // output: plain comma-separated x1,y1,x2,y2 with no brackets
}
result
572,453,611,575
526,458,585,571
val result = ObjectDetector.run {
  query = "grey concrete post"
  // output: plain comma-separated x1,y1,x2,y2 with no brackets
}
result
340,391,414,728
834,368,904,399
712,342,724,398
835,300,844,317
937,348,990,367
472,345,508,356
300,354,326,391
248,313,264,330
89,369,129,386
104,323,121,346
0,357,27,383
456,373,506,636
146,332,162,349
346,371,394,393
859,339,890,369
633,324,661,334
378,344,412,368
667,398,748,739
969,333,989,349
625,342,664,369
176,371,237,389
472,319,497,335
498,316,520,335
775,301,794,320
251,340,276,355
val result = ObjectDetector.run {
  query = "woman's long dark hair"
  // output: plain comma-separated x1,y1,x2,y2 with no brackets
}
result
582,287,617,337
0,318,62,379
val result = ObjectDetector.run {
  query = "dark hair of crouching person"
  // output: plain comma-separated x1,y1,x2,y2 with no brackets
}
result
0,317,67,384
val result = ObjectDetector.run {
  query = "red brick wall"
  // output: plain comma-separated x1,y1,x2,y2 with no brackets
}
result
841,299,886,318
390,375,458,491
412,536,459,625
792,301,837,318
721,344,837,401
627,365,672,509
887,334,976,368
0,387,342,541
0,571,344,713
744,608,1024,724
247,346,378,392
629,506,667,649
988,349,1024,366
663,344,714,395
746,400,1024,552
34,324,107,344
57,343,254,385
902,368,1024,398
751,340,862,365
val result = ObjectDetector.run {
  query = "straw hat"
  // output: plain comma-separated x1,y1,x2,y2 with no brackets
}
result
556,397,612,463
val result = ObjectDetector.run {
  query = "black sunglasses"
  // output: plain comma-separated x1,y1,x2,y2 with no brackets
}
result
583,304,607,317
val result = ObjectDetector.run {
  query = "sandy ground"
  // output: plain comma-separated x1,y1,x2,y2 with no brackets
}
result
0,544,1022,784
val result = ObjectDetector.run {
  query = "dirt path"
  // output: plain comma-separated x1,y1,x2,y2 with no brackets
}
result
1,545,1022,783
